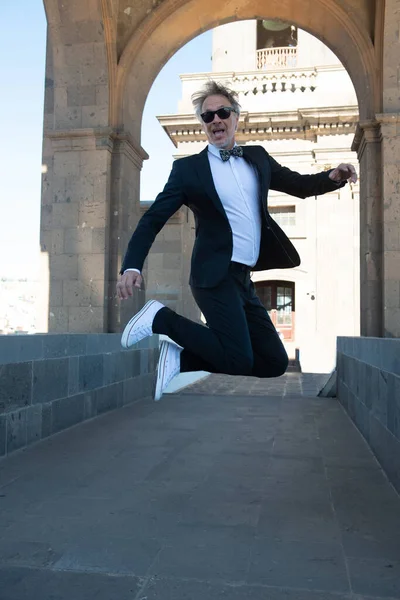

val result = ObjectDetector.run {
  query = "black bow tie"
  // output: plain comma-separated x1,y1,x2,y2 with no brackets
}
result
219,146,244,162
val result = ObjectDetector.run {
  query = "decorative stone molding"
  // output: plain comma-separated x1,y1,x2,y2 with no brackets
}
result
351,120,382,157
44,127,148,169
375,113,400,137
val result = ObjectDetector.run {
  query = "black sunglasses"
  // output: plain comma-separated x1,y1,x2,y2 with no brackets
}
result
200,107,237,124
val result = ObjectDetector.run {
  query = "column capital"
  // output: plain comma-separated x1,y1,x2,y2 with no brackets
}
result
44,127,149,168
351,120,381,157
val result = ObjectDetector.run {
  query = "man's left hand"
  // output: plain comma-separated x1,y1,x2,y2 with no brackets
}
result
329,163,357,184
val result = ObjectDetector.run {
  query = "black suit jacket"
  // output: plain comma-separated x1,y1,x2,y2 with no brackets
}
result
121,145,344,288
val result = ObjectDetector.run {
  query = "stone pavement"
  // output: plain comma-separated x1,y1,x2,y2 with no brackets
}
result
1,373,400,600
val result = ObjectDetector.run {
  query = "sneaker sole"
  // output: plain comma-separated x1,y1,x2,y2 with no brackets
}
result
121,300,158,349
154,342,169,401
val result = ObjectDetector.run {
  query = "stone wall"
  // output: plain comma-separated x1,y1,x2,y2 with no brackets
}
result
0,334,158,457
337,337,400,491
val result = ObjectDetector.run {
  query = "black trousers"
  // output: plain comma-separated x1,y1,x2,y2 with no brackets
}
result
152,262,288,378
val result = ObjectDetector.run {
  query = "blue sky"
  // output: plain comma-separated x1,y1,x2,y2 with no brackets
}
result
0,0,211,278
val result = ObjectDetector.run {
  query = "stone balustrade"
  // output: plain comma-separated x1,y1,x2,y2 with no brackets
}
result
256,46,298,70
232,68,317,96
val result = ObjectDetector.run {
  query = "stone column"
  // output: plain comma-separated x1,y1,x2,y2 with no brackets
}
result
42,128,148,333
379,0,400,337
352,121,383,337
108,134,148,333
377,113,400,337
41,129,113,332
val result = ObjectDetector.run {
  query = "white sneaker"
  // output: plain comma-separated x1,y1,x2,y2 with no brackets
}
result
154,341,182,401
158,334,183,350
121,300,164,349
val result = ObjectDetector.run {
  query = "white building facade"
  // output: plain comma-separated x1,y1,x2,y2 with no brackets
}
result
157,21,360,373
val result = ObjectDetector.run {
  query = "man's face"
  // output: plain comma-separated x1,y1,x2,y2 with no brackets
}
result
200,94,239,150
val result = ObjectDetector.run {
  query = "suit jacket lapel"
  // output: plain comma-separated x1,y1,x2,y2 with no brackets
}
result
194,147,229,219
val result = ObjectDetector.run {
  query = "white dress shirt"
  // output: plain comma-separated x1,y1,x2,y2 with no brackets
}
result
207,143,261,267
125,143,262,274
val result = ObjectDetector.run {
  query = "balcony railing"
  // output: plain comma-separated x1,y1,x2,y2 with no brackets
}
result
257,47,297,70
232,69,317,96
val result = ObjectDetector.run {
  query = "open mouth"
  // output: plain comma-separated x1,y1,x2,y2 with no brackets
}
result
212,128,225,139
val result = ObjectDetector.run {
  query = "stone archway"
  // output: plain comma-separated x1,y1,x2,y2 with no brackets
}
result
41,0,400,338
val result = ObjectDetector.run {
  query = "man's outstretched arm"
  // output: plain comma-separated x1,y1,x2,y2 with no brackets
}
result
268,153,357,198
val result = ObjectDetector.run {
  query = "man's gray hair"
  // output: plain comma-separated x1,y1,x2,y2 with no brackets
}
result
191,80,241,121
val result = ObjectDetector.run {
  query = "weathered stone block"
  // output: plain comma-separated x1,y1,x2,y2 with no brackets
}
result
84,391,97,419
384,307,400,338
358,360,367,405
123,378,139,406
69,307,105,333
140,349,149,375
0,336,43,366
51,202,79,228
41,229,64,255
68,357,79,395
354,398,370,442
95,84,108,106
79,354,103,391
7,409,27,453
43,335,70,359
374,369,389,426
49,281,63,307
77,254,105,281
95,383,121,415
364,364,378,409
64,227,93,254
82,105,109,128
54,151,80,178
63,280,92,307
52,393,85,434
0,362,32,412
0,415,6,456
50,254,78,281
67,84,96,107
26,404,43,446
67,335,87,356
122,350,141,379
41,402,52,438
32,358,69,404
48,308,69,333
54,85,67,110
387,373,400,438
44,87,54,113
163,253,182,269
385,245,400,272
384,222,400,251
79,200,107,228
103,352,119,385
90,279,105,307
91,228,106,253
143,373,154,398
384,280,400,308
55,107,83,129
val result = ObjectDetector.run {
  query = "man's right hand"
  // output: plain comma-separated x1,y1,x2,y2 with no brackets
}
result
116,271,143,300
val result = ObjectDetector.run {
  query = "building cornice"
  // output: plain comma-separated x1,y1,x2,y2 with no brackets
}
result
157,107,359,147
179,64,347,81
